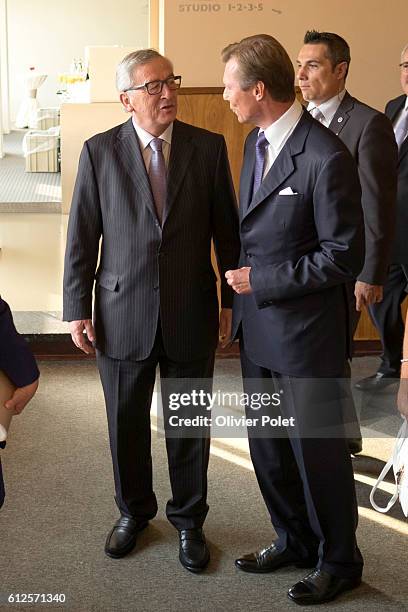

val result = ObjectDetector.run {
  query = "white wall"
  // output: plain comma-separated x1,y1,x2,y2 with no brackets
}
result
7,0,149,122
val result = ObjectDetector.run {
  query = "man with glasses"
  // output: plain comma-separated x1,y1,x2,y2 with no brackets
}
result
63,49,239,571
357,45,408,393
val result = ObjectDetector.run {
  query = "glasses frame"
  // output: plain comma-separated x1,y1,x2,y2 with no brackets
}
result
123,75,182,95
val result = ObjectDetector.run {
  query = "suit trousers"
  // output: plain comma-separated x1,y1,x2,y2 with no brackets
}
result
240,345,363,579
97,325,215,530
368,264,408,375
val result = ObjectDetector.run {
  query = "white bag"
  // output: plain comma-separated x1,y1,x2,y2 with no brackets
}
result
370,418,408,517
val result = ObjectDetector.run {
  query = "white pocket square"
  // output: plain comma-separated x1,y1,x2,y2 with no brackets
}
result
279,187,298,195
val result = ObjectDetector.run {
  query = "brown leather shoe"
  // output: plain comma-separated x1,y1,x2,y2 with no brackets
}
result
235,543,317,573
104,516,148,559
288,569,361,605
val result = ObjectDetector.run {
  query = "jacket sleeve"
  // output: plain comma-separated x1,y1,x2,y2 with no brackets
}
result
211,137,240,308
0,297,39,387
250,149,365,306
63,142,102,322
355,112,397,284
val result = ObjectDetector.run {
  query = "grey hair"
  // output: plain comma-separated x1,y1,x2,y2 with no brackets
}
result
116,49,171,91
401,43,408,60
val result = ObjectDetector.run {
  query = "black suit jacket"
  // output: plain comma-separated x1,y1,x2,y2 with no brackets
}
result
385,94,408,264
233,110,364,377
63,119,240,362
328,92,397,285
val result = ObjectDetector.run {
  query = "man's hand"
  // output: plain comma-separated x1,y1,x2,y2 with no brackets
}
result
354,281,383,311
5,378,39,414
397,363,408,418
225,267,252,295
219,308,233,349
69,319,96,355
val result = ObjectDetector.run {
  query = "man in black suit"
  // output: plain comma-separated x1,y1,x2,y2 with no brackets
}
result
222,34,364,605
63,49,240,571
0,296,39,507
358,44,408,391
297,32,397,398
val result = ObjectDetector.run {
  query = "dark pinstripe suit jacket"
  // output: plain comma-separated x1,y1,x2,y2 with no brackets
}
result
63,118,240,362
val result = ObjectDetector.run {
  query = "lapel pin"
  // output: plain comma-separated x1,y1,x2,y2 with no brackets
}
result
337,117,343,123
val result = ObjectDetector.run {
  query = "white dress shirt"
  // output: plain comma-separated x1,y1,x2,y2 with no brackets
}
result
132,118,173,171
307,89,347,128
261,99,303,178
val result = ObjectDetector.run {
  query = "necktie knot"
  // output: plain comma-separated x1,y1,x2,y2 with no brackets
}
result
255,131,268,152
150,137,163,152
310,106,325,123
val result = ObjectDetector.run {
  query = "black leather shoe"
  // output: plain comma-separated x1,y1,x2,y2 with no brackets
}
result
104,516,148,559
348,438,363,455
355,372,399,392
235,543,317,573
288,569,361,605
179,528,210,572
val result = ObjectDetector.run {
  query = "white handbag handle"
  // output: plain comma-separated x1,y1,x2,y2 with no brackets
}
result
369,418,408,514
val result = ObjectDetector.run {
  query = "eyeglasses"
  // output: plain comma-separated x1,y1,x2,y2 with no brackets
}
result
124,75,182,95
399,62,408,72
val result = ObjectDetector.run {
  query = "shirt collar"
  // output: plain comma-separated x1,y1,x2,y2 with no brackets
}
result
307,88,346,125
261,99,303,151
404,96,408,111
131,118,173,149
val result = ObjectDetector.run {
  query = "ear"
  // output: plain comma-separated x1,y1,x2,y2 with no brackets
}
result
335,61,348,82
254,81,265,101
119,92,132,112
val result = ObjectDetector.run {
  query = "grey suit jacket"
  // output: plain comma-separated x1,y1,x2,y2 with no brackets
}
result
233,110,364,377
63,119,240,362
328,91,397,285
385,94,408,263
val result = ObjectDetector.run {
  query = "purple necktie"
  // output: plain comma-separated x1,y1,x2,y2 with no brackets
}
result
395,109,408,149
149,137,167,224
252,131,268,199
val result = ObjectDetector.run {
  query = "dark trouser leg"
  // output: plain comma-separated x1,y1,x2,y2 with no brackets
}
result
97,350,159,521
368,264,408,376
278,375,363,578
160,352,215,530
240,347,319,559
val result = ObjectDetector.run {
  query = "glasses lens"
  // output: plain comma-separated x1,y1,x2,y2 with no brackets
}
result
400,63,408,71
166,76,181,90
146,80,162,94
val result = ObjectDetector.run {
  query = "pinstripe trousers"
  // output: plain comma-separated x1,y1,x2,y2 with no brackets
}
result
97,323,215,530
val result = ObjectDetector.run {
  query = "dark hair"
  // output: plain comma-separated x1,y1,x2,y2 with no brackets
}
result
303,30,350,77
222,34,295,103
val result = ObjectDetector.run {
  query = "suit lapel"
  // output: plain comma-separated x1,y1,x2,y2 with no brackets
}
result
114,118,157,221
242,111,310,221
165,120,195,224
328,91,353,136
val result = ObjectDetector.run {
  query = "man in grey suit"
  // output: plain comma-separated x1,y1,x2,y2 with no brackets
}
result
358,44,408,392
297,31,397,335
297,31,398,450
223,34,364,605
63,49,239,571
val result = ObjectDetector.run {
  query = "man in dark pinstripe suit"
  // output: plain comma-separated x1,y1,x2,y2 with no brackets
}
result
63,49,240,571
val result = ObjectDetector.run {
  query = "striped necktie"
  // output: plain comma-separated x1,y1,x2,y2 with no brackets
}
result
149,137,167,224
